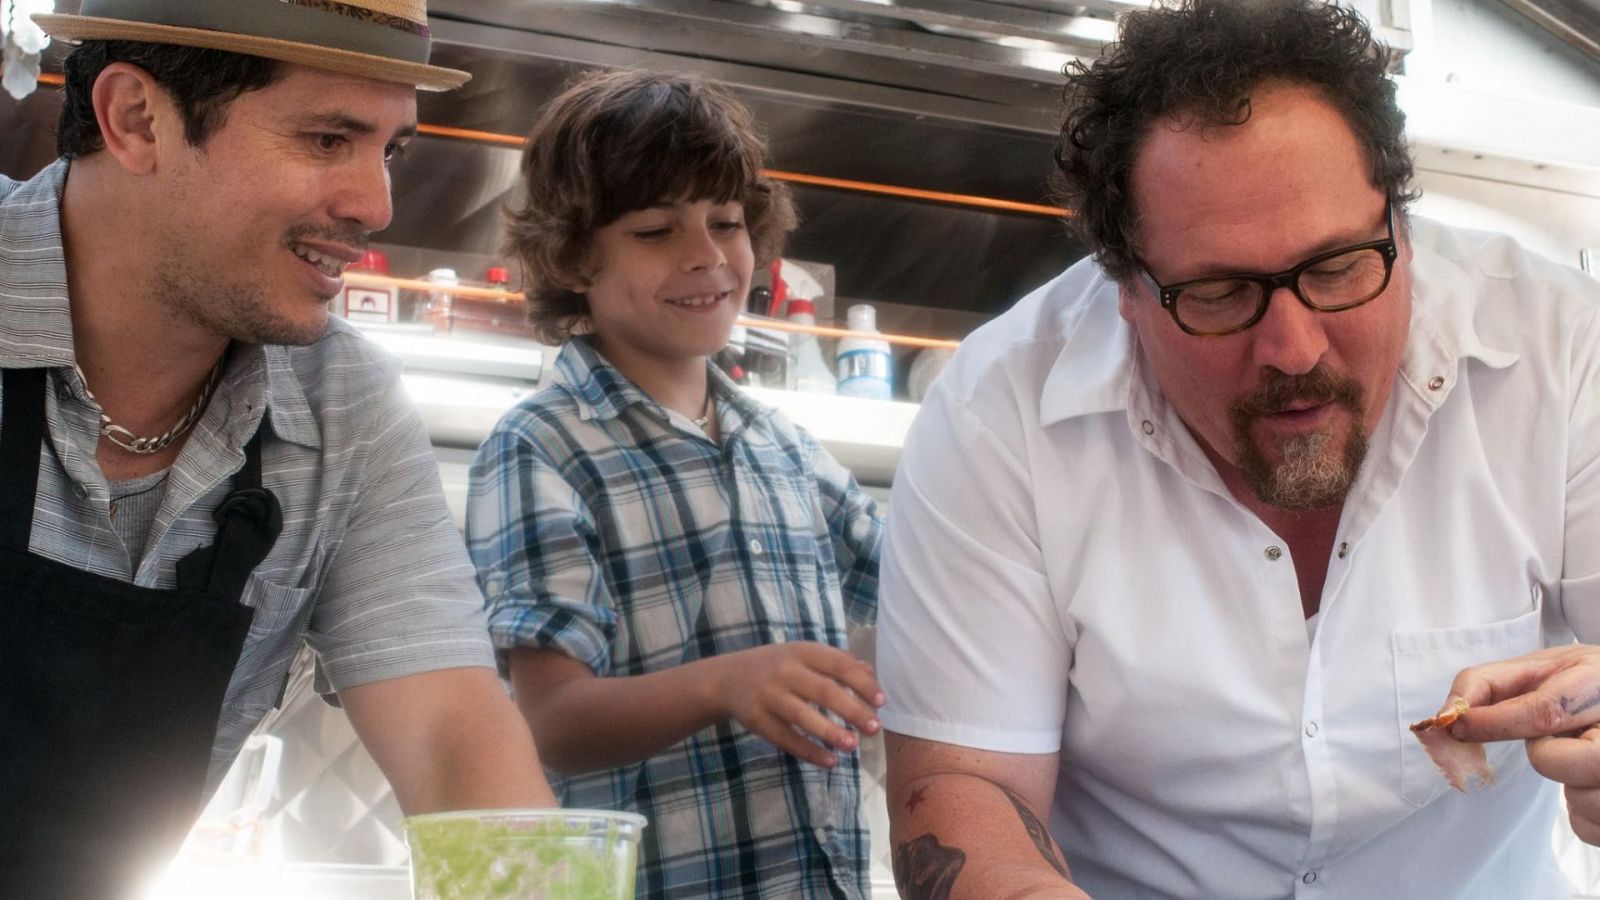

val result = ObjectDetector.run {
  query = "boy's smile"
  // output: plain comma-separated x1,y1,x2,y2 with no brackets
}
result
665,289,738,310
582,197,754,370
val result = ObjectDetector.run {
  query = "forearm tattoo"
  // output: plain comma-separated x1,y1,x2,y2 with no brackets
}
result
1001,786,1071,880
893,834,967,900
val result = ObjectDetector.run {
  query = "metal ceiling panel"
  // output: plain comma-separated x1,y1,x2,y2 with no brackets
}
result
1494,0,1600,65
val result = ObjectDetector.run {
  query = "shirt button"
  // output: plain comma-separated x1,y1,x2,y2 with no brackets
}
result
1141,420,1155,435
74,482,89,499
748,539,763,556
1337,541,1350,559
1265,545,1283,561
1304,721,1319,738
1427,375,1445,391
1303,871,1318,885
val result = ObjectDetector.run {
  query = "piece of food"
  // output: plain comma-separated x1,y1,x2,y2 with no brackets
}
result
407,814,638,900
1409,698,1494,792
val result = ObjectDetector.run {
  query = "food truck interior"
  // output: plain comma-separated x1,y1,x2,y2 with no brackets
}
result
2,0,1599,896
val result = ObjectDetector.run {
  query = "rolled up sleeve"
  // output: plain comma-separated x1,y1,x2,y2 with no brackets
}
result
466,423,618,677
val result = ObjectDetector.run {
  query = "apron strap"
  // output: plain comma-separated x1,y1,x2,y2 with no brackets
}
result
0,365,281,602
0,368,47,552
174,422,282,600
236,421,265,491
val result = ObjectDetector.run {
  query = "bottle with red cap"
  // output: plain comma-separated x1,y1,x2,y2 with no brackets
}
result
337,249,397,323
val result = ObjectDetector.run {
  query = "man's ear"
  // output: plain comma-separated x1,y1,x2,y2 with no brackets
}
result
91,62,175,176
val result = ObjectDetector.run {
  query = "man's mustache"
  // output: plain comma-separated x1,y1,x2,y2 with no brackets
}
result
1232,366,1364,420
284,223,369,251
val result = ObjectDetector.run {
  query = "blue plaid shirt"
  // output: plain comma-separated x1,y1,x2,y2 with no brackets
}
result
466,337,881,899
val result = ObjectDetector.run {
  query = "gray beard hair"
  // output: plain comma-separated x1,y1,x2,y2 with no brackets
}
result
1238,426,1370,511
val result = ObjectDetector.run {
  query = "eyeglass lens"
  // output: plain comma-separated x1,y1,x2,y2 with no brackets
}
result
1174,245,1391,334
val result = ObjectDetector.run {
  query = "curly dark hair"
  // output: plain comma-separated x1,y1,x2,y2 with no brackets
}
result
504,68,797,345
57,41,283,159
1052,0,1418,281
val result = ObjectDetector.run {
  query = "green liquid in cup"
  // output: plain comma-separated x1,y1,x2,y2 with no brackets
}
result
407,811,642,900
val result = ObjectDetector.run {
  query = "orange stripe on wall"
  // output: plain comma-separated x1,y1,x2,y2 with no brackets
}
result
33,72,1068,220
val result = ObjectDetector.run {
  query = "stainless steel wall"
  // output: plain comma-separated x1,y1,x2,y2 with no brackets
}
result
0,0,1089,326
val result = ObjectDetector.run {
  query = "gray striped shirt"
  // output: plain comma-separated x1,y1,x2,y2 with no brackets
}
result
1,160,494,790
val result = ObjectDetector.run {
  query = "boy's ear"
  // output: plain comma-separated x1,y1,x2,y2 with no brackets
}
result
551,273,587,294
565,245,603,294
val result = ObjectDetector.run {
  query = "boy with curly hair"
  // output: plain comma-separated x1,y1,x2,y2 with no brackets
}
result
467,69,885,898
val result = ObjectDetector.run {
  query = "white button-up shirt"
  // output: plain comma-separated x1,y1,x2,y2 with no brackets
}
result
878,218,1600,899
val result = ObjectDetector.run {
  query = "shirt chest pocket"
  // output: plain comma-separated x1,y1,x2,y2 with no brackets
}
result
223,571,316,713
1392,603,1544,808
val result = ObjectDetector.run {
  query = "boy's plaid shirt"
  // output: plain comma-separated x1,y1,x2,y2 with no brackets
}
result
467,338,882,898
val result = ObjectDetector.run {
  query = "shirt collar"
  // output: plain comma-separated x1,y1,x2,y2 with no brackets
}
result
259,343,324,449
1400,222,1520,391
0,158,325,450
1037,220,1521,428
553,335,768,432
1037,268,1137,426
553,336,655,421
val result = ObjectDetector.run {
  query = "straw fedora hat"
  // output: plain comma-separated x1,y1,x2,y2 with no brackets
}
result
34,0,469,91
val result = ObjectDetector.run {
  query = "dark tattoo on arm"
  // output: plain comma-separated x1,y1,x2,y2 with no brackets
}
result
906,785,928,814
893,834,967,900
1000,786,1071,880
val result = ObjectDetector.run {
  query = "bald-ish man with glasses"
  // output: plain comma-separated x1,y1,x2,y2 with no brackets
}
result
875,1,1600,899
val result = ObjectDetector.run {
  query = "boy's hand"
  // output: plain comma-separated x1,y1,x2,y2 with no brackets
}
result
715,642,886,768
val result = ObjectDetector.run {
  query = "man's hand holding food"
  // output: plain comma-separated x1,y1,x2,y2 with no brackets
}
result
1433,645,1600,843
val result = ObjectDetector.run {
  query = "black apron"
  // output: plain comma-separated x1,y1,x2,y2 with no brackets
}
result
0,367,282,898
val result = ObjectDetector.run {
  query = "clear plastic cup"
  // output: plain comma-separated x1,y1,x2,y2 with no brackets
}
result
405,808,646,900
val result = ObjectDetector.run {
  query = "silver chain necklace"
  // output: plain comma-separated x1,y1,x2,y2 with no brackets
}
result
76,360,224,455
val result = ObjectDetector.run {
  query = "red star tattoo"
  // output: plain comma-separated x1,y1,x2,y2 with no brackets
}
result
906,786,928,815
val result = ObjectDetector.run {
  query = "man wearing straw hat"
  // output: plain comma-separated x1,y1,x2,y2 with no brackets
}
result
0,1,554,894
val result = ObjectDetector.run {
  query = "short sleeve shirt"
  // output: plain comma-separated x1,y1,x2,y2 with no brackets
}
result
0,160,496,791
467,337,882,899
878,218,1600,899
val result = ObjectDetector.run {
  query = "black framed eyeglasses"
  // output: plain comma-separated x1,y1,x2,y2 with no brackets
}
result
1133,201,1399,337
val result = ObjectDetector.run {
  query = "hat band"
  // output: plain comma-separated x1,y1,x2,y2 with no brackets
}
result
77,0,431,65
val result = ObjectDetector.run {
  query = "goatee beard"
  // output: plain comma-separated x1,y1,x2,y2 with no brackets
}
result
1230,366,1369,511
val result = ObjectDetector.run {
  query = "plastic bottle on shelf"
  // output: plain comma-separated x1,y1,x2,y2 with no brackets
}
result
424,267,458,335
747,285,774,317
785,297,837,394
835,303,893,401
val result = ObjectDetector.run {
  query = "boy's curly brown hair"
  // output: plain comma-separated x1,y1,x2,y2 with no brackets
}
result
505,69,798,344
